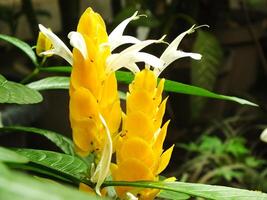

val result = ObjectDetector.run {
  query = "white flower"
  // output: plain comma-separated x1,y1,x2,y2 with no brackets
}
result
154,25,202,77
68,31,88,59
38,24,73,65
108,11,140,51
90,114,113,195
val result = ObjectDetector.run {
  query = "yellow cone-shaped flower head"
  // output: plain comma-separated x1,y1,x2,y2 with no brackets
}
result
69,7,121,157
112,69,174,200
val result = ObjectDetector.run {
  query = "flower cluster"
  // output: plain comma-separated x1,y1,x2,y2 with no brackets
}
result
112,68,173,200
38,7,201,199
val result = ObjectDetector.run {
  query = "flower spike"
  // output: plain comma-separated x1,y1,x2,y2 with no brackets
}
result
38,24,73,65
108,11,140,51
154,25,202,77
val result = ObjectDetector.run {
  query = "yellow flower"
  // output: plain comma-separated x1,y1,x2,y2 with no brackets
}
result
36,31,52,56
112,68,174,200
38,7,202,197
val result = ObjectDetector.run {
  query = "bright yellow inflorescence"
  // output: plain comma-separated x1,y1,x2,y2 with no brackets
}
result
112,69,174,200
69,8,121,157
38,6,200,199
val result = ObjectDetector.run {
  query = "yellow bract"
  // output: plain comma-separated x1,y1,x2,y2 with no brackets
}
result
112,69,174,200
69,7,121,157
36,31,52,56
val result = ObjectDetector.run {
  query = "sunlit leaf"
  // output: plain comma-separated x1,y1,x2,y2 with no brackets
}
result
0,147,28,163
0,167,102,200
0,34,38,66
158,190,190,200
0,126,74,155
0,75,42,104
14,149,89,183
104,181,267,200
38,66,258,107
27,77,70,91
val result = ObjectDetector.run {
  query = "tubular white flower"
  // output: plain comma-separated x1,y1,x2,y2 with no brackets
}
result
154,25,202,77
91,114,113,195
38,24,73,65
108,11,140,51
68,31,88,59
106,37,165,74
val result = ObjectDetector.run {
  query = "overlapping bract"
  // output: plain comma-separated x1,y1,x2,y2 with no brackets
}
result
69,8,121,157
112,69,174,199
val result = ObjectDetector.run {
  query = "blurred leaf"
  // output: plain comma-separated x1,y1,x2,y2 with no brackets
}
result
105,180,267,200
39,66,258,107
15,149,89,183
245,156,265,168
191,31,223,118
0,126,74,155
27,76,69,91
0,34,38,66
0,75,42,104
0,168,102,200
224,137,249,158
199,136,224,154
0,147,28,163
216,167,243,182
176,143,199,152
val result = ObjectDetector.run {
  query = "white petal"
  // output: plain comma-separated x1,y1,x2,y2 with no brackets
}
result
260,128,267,143
106,54,140,73
126,192,138,200
39,24,73,65
106,36,165,74
109,11,139,50
68,31,88,59
91,114,112,195
154,50,202,76
134,52,164,69
160,25,196,62
154,25,200,77
123,36,165,54
40,49,56,56
110,35,140,51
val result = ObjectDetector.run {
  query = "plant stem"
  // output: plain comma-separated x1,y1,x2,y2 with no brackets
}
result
20,68,39,84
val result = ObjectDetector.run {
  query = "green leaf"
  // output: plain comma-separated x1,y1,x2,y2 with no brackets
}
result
191,31,223,118
0,34,38,66
27,76,70,91
0,147,28,163
0,168,103,200
27,77,126,100
15,149,89,183
163,78,257,107
199,136,224,154
224,137,249,158
0,126,74,155
38,67,258,107
0,75,42,104
104,181,267,200
158,190,190,200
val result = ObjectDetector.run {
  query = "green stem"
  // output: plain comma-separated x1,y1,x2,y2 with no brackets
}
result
20,68,40,84
39,66,72,73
